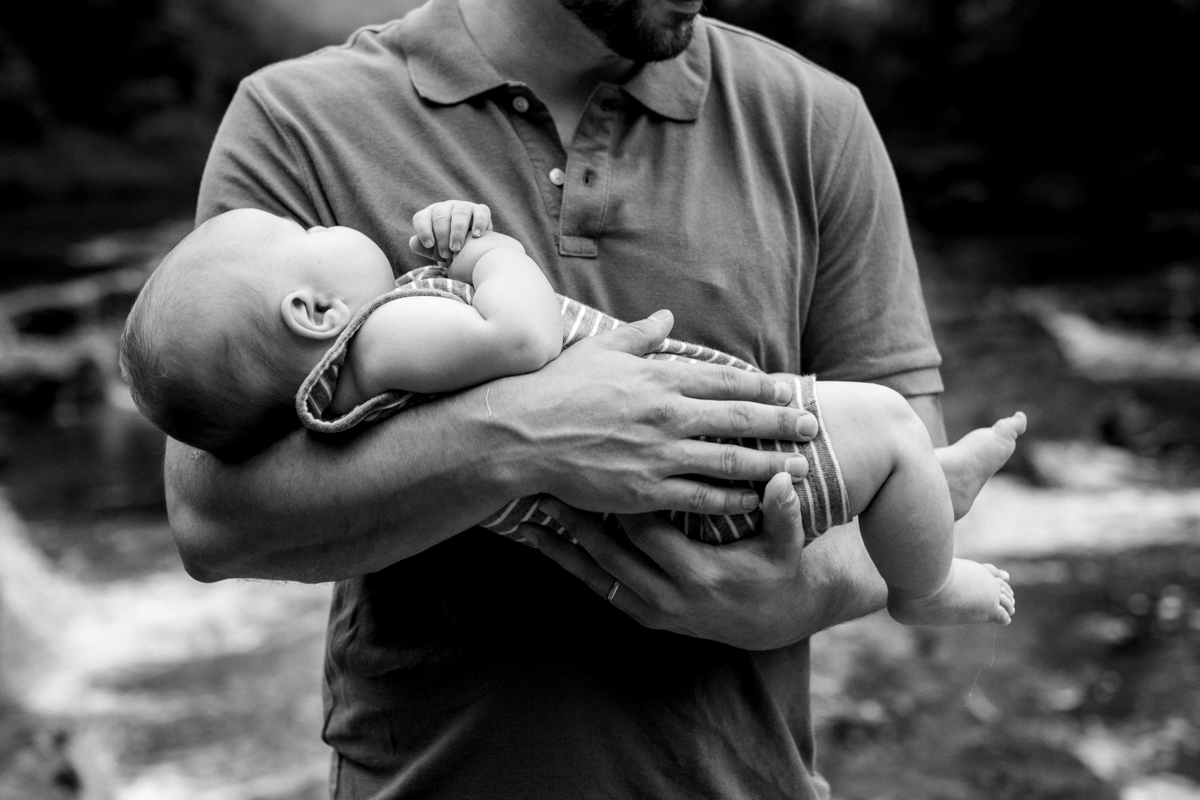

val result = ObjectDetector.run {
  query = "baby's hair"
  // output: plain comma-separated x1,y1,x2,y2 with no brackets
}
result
120,215,299,459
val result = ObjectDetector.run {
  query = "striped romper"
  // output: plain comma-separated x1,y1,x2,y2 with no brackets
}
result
296,266,850,545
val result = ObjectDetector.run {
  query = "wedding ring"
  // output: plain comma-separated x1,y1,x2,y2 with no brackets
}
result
606,580,621,603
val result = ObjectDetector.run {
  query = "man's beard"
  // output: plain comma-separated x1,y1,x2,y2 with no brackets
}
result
559,0,697,62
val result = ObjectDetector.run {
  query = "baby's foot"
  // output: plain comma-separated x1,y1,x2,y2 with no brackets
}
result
937,412,1027,520
888,559,1014,626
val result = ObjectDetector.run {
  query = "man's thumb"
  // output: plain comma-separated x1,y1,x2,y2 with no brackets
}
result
601,309,674,356
760,470,807,552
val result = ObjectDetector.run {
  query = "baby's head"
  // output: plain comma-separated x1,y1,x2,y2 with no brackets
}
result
120,209,394,457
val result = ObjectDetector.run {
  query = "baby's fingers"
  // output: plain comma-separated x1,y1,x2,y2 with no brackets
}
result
447,201,478,255
411,205,439,252
470,204,493,238
427,202,458,260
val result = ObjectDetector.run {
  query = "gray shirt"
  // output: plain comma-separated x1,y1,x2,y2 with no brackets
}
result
197,0,942,796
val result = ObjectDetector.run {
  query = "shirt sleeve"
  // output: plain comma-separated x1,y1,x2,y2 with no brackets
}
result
195,77,323,228
801,86,943,397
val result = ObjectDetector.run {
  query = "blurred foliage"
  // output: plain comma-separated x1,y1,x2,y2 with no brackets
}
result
0,0,1196,282
0,0,413,284
706,0,1200,280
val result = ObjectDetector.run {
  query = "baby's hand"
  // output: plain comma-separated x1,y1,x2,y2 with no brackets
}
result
409,200,494,263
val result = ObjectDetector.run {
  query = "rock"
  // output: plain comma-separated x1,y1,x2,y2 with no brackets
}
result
63,219,191,271
0,702,80,800
0,340,106,416
0,266,150,330
1018,292,1200,382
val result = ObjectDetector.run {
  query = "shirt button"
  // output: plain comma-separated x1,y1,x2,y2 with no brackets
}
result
548,168,565,186
512,96,530,113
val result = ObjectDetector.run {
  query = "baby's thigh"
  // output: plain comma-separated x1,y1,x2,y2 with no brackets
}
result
813,380,926,517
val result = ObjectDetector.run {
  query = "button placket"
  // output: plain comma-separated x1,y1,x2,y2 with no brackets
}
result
557,88,620,258
497,85,568,221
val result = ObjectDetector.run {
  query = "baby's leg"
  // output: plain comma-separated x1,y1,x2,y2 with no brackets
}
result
816,382,1014,626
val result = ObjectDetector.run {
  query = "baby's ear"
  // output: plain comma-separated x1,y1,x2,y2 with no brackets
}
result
281,289,352,340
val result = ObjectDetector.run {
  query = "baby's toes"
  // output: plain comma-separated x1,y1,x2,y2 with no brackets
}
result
991,603,1013,625
999,585,1015,616
991,411,1027,442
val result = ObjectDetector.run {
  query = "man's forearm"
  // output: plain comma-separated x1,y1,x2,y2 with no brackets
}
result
165,316,816,585
166,384,519,583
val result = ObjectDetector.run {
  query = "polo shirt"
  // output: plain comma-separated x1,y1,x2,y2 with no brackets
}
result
196,1,943,797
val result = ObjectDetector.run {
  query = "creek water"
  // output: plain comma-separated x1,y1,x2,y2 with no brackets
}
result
0,392,332,799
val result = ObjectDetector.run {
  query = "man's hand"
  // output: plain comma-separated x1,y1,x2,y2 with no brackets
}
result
164,310,819,583
495,311,819,516
522,473,889,650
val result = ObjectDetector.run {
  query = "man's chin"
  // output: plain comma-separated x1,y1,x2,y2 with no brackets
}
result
561,0,697,62
612,16,696,62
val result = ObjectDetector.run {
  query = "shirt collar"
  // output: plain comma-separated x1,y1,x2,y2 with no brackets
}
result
397,0,508,105
398,0,711,121
620,19,711,122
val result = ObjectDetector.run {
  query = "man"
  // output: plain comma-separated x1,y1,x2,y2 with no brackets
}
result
168,0,946,796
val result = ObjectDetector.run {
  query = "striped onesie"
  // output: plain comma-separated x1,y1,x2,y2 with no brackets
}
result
296,266,850,544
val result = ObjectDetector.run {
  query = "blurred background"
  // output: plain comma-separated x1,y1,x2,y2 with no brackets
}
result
0,0,1198,797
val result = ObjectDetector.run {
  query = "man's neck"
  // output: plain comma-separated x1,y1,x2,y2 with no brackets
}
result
458,0,634,143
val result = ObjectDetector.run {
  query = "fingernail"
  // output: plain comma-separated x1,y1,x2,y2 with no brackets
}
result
781,486,798,506
451,242,462,252
421,237,434,247
796,413,818,438
740,493,760,511
473,228,482,237
784,457,807,478
523,529,541,550
774,381,793,404
650,309,671,321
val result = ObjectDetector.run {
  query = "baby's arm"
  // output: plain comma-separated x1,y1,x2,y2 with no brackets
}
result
342,232,563,400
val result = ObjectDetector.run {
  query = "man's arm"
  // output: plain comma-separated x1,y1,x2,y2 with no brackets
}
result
525,393,944,650
173,81,821,584
908,393,948,447
166,313,821,583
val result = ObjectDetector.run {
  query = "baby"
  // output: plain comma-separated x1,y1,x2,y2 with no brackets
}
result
121,201,1023,627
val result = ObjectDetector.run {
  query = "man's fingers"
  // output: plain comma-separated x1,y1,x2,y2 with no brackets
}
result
518,522,660,624
673,439,809,484
666,394,815,443
618,512,710,584
669,364,800,411
586,310,674,356
519,523,611,595
758,471,808,556
539,501,669,601
650,477,761,515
